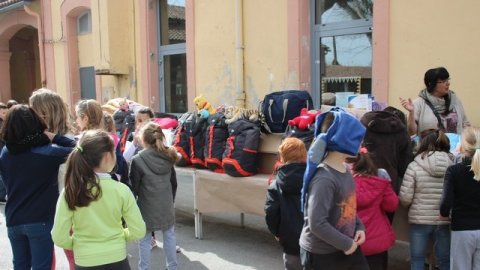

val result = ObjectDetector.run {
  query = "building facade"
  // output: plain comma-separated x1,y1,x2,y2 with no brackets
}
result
0,0,479,125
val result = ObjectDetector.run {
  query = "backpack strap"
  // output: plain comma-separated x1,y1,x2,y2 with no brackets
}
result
422,97,446,131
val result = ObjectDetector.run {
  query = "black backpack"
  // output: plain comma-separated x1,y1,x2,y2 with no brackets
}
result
261,90,314,133
222,119,261,177
173,112,195,167
204,113,228,173
189,116,209,169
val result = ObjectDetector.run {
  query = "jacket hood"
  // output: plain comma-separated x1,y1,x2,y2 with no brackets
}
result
414,151,451,177
361,111,406,134
139,148,174,175
276,163,306,195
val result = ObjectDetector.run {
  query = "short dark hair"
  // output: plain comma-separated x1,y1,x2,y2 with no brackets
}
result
1,104,48,144
424,67,450,93
137,107,154,118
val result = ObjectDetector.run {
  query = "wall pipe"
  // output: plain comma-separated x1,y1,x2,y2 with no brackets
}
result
235,0,246,108
24,2,46,87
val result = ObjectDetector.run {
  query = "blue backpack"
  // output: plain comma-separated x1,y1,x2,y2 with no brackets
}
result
261,90,314,133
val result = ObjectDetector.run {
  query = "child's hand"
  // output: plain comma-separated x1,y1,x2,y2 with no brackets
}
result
344,241,358,255
354,230,366,245
44,130,55,141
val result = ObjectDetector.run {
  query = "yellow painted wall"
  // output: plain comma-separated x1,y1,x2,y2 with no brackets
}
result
195,0,288,109
50,0,67,99
389,0,480,126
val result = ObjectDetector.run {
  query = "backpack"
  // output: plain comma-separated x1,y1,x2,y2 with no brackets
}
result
173,112,195,166
261,90,314,133
222,119,261,177
204,113,228,173
189,116,209,169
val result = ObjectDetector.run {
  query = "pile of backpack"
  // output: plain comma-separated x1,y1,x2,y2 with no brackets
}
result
173,90,317,177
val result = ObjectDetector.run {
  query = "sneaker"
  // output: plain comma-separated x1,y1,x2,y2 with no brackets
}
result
151,236,158,249
176,245,181,253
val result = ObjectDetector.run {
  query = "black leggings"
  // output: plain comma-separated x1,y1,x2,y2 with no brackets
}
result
75,258,130,270
300,248,370,270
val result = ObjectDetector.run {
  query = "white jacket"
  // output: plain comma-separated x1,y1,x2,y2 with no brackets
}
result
399,151,452,225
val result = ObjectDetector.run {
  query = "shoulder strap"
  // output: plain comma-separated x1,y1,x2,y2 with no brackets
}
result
422,97,445,131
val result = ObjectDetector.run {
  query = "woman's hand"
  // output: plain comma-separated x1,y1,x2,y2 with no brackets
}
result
399,97,414,112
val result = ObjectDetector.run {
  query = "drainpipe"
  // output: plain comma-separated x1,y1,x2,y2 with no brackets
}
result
235,0,246,108
24,2,46,87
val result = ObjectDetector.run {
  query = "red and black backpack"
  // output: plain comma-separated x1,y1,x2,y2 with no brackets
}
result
173,112,195,166
222,119,261,177
204,113,228,173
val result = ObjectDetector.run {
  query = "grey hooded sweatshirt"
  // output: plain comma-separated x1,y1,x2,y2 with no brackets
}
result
129,148,175,231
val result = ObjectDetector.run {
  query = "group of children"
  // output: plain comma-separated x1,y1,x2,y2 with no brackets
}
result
265,107,480,270
0,91,179,270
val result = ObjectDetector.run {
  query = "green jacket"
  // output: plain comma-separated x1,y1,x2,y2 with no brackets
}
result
51,174,146,267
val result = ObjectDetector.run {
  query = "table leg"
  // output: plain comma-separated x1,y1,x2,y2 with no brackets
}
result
195,209,203,239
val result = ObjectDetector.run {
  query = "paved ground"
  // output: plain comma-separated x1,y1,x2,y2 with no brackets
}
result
0,168,412,269
0,205,411,270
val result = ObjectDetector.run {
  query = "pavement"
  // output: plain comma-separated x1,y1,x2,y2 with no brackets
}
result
0,170,411,269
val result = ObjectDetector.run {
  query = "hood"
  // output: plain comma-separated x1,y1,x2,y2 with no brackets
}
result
414,151,451,177
276,163,306,195
361,111,406,134
139,148,174,175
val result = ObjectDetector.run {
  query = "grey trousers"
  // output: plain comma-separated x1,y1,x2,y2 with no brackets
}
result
283,253,302,270
451,230,480,270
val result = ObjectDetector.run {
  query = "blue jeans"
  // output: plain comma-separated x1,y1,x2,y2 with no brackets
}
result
138,225,177,270
409,224,450,270
7,222,54,270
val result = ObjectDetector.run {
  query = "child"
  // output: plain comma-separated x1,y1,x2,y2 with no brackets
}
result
346,147,398,270
265,137,307,270
0,105,74,269
400,129,452,270
76,99,129,185
51,130,146,269
440,126,480,269
299,108,369,270
29,88,77,270
103,112,119,147
129,122,178,270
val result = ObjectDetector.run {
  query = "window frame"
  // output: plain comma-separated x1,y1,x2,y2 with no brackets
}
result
77,10,92,35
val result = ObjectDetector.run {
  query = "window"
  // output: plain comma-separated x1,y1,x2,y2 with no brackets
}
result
311,0,373,106
158,0,187,113
77,11,91,34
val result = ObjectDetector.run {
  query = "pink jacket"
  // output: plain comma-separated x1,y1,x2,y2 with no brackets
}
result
355,174,398,256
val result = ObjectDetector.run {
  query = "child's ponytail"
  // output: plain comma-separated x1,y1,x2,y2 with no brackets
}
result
346,146,377,177
64,130,114,210
141,122,178,162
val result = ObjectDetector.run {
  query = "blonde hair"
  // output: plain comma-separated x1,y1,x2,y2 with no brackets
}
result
461,126,480,181
140,122,178,162
279,137,307,163
103,112,115,133
29,88,72,135
76,99,104,131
